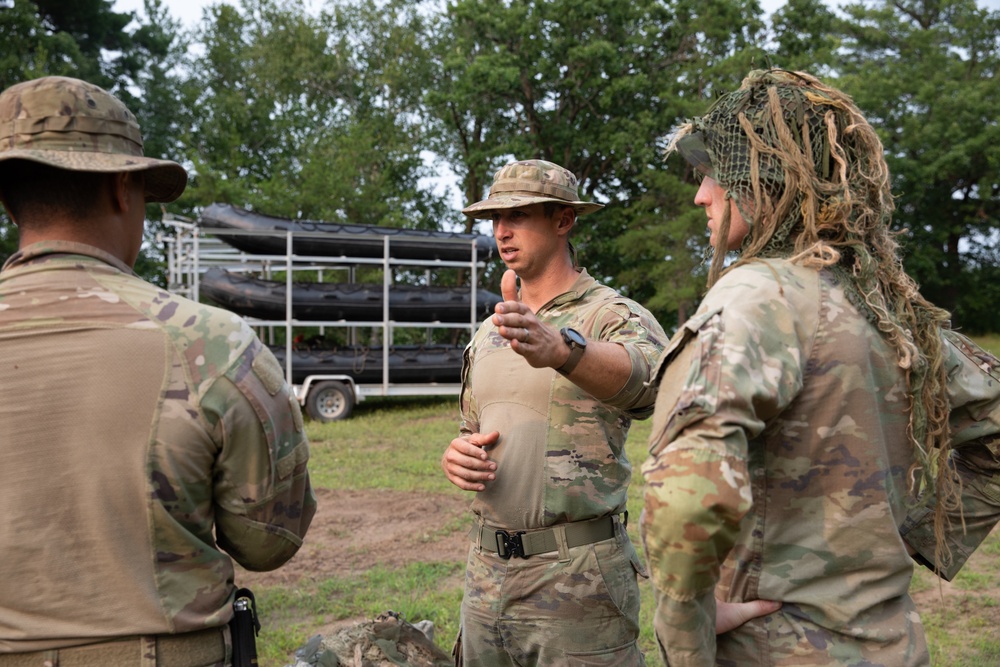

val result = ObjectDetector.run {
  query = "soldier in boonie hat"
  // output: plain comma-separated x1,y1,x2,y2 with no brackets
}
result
462,159,603,218
0,75,187,202
443,157,666,667
0,75,189,269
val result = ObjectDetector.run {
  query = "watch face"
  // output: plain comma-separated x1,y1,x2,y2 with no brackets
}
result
563,327,586,346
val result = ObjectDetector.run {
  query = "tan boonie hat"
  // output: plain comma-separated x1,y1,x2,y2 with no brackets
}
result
0,76,187,203
462,159,604,219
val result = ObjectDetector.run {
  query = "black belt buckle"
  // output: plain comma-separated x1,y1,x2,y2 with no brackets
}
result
495,530,527,559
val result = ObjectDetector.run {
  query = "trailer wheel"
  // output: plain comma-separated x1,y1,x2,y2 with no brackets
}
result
306,381,354,422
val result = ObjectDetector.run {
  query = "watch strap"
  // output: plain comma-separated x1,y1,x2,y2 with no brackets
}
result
556,341,585,375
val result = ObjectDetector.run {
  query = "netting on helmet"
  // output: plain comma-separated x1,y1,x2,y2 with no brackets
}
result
671,69,897,272
668,68,959,572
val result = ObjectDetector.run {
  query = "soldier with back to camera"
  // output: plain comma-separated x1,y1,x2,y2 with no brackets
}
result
0,75,316,666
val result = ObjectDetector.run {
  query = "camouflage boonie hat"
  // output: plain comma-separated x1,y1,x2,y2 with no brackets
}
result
462,159,604,219
0,76,187,203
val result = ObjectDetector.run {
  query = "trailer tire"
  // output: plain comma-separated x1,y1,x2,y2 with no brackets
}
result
306,381,354,422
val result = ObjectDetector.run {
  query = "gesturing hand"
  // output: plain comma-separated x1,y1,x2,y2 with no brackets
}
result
492,269,564,369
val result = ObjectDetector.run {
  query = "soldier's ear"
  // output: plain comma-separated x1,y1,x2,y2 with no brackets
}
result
110,172,133,213
556,206,575,234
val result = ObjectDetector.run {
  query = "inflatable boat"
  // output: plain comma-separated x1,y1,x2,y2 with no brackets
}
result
198,203,496,262
200,268,499,322
269,344,465,385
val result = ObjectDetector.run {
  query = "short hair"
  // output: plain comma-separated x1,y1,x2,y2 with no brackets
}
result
542,202,573,218
0,160,110,224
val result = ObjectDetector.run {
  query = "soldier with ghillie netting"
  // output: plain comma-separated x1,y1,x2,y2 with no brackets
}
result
641,68,1000,666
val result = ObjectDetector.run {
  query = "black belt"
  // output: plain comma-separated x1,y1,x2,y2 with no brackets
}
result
470,513,622,559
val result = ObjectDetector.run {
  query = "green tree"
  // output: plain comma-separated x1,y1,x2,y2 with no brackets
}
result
0,0,135,90
183,0,452,231
126,0,199,283
293,0,452,230
424,0,771,327
835,0,1000,332
1,2,86,90
769,0,839,73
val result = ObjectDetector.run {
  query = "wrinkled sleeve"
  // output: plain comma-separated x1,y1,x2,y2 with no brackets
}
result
203,339,317,572
592,299,666,418
900,331,1000,580
459,329,482,438
640,269,807,666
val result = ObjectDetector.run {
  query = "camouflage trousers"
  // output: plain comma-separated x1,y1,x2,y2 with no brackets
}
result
455,524,647,667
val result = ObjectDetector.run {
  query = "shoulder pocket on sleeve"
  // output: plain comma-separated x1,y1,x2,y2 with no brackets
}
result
648,307,724,456
231,343,307,479
252,349,287,396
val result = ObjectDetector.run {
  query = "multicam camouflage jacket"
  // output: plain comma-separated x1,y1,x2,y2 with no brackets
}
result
461,268,665,529
0,242,317,651
641,259,1000,667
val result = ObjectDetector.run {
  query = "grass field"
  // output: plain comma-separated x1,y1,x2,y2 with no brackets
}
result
251,337,1000,666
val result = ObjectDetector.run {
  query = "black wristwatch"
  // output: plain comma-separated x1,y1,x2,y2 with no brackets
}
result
556,327,587,375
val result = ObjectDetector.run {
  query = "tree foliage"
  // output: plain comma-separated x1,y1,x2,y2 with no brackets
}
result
180,0,452,231
422,0,771,325
836,0,1000,332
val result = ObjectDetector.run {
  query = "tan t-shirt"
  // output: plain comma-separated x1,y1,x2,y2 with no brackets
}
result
461,269,665,529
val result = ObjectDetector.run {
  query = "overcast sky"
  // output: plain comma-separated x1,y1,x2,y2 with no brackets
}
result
113,0,231,28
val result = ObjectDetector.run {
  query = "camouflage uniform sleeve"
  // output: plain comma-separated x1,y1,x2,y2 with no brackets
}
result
900,331,1000,580
590,299,666,418
202,338,317,572
640,265,810,666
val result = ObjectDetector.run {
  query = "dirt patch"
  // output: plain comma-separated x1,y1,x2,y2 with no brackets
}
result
237,488,1000,657
234,488,471,587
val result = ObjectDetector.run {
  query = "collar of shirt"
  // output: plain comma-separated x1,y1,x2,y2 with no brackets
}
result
538,267,596,313
2,240,135,276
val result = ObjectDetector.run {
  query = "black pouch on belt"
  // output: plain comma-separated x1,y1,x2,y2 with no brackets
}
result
229,587,261,667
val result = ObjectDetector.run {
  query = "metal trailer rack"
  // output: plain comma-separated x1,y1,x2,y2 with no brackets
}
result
160,214,491,421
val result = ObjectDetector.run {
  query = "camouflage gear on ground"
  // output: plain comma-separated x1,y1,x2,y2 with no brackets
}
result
462,159,604,219
0,241,317,652
0,76,187,202
288,612,451,667
460,522,645,666
456,268,665,665
641,259,1000,666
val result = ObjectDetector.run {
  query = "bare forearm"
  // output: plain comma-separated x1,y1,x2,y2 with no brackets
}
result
559,340,632,399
